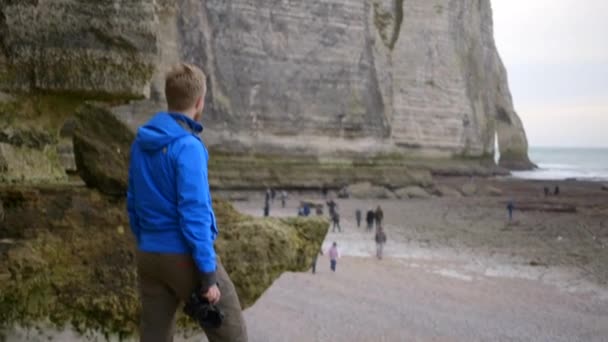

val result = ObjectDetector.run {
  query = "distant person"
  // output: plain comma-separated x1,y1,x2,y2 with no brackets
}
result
328,242,340,272
271,188,276,202
303,203,311,217
322,186,328,198
326,199,337,217
554,186,560,196
375,205,384,230
331,212,341,233
355,209,362,228
507,200,514,222
280,190,287,208
375,226,387,259
315,205,323,216
264,202,270,217
544,186,550,197
366,209,375,232
265,188,271,204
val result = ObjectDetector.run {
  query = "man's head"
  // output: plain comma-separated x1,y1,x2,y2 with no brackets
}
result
165,63,207,121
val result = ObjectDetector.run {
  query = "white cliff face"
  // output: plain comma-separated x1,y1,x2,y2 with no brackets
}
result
161,0,532,166
0,0,534,176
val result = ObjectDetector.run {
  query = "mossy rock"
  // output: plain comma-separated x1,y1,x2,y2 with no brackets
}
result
72,103,134,196
0,186,328,337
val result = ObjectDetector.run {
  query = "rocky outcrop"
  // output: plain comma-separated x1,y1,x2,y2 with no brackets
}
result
483,185,503,197
346,182,395,199
395,186,431,199
0,1,156,97
0,0,533,185
434,186,462,198
461,183,478,197
72,103,133,196
0,186,328,337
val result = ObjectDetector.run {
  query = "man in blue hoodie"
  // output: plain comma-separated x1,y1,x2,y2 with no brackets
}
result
127,63,247,342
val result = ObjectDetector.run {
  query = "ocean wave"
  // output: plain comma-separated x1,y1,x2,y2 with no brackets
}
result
512,168,608,181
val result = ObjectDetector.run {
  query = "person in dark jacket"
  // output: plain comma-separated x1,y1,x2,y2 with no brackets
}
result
375,226,387,259
326,199,337,217
127,63,247,342
366,209,375,232
375,206,384,230
507,200,514,222
332,211,341,233
355,209,362,228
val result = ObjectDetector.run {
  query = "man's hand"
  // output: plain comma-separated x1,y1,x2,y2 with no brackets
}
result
202,284,221,305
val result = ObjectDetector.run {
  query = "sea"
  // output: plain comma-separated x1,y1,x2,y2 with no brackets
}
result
511,147,608,182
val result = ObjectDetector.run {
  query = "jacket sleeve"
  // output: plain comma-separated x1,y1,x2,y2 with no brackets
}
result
175,139,217,290
127,147,140,242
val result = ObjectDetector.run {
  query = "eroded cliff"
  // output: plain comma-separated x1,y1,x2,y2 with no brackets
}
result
0,0,534,186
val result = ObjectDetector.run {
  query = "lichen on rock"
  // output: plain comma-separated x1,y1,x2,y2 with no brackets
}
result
72,103,134,196
0,186,329,337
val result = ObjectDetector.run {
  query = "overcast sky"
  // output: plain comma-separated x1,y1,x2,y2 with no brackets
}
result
492,0,608,148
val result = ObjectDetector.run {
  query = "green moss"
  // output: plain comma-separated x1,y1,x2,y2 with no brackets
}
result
373,0,404,50
0,189,329,337
213,91,233,114
434,3,444,15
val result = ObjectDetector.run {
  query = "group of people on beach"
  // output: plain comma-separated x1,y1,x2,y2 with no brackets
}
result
263,188,288,216
313,201,389,274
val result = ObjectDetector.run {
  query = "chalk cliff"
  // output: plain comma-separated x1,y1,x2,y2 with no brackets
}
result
0,0,534,185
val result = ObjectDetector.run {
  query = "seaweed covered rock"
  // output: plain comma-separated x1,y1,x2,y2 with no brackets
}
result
346,182,395,199
0,186,328,337
395,186,431,199
72,103,134,196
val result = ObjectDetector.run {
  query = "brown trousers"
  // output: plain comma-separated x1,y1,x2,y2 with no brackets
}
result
137,251,248,342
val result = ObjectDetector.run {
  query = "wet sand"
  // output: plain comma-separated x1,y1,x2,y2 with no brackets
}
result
232,178,608,341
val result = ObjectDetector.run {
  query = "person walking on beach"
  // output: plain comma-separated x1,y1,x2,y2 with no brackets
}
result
264,188,271,216
375,226,387,259
280,190,287,208
263,202,270,217
326,199,337,217
127,63,247,341
355,209,362,228
315,205,323,216
331,211,341,233
507,200,514,222
554,186,560,196
270,188,276,202
366,208,375,232
375,205,384,230
328,242,340,272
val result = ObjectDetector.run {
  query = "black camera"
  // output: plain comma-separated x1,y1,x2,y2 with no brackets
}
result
183,285,225,329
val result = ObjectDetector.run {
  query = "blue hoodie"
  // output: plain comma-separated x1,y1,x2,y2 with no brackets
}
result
127,112,218,287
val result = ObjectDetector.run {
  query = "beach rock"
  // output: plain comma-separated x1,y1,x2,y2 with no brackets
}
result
461,183,479,197
347,182,395,199
395,186,431,199
434,186,463,198
72,103,134,196
484,186,503,197
0,186,329,337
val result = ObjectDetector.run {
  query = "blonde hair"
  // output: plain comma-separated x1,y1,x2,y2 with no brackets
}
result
164,63,207,112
